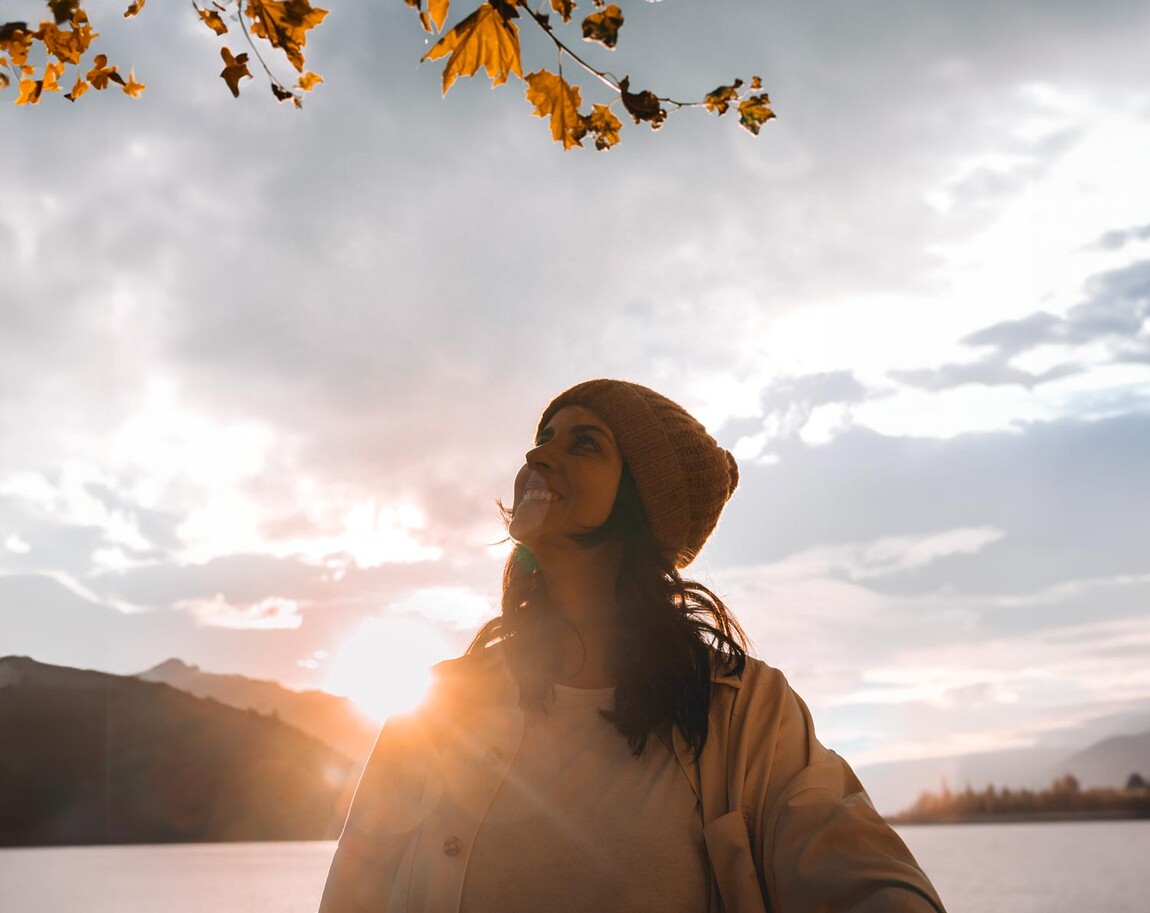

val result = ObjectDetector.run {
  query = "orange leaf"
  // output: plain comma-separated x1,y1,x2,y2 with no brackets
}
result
246,0,329,73
196,6,228,35
550,0,575,23
86,53,123,90
423,3,522,94
582,102,621,150
737,93,774,135
64,75,88,100
704,79,742,116
122,68,145,97
524,69,586,149
427,0,449,31
0,73,9,90
124,0,146,17
41,61,65,91
219,46,252,97
37,19,97,65
297,71,323,91
16,77,42,105
0,23,34,67
581,3,622,49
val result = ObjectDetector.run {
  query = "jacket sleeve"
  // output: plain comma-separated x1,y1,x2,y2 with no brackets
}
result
746,671,946,913
318,714,435,913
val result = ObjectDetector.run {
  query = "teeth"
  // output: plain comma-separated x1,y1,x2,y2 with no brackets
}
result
521,489,559,503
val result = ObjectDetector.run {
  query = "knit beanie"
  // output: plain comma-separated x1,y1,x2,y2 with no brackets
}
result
537,379,739,569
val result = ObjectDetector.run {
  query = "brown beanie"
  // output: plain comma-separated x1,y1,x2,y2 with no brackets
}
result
537,379,739,569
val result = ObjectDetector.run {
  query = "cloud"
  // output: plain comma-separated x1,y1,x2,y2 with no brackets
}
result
177,594,304,630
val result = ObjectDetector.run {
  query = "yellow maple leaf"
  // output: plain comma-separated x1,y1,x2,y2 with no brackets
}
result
122,68,145,97
246,0,329,72
42,61,65,91
0,23,34,67
581,4,623,49
703,79,742,116
219,46,251,97
550,0,575,23
524,69,586,149
196,6,228,35
582,102,621,150
737,93,774,135
38,19,97,65
297,71,323,91
16,77,42,105
428,0,450,31
423,2,523,94
86,53,123,90
123,0,146,18
64,74,88,100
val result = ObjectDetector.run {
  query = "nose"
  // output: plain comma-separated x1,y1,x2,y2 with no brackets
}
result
525,441,555,470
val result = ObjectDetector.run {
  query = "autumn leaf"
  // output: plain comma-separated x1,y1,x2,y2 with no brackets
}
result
219,46,251,97
582,102,620,150
581,3,622,49
64,74,88,100
737,93,774,135
196,5,228,36
42,61,65,92
122,68,145,97
123,0,146,18
550,0,575,23
38,20,97,65
0,73,9,90
86,53,124,90
245,0,329,73
16,77,42,105
0,23,34,68
427,0,450,32
47,0,80,25
620,77,665,129
297,71,322,91
704,79,742,116
423,3,523,95
524,69,586,149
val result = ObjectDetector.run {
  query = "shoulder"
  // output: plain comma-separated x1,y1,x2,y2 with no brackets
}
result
713,653,793,702
425,643,517,709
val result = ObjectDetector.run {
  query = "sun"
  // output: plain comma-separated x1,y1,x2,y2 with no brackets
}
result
324,615,455,721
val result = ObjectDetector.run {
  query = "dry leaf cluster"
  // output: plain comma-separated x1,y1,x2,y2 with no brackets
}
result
2,0,774,149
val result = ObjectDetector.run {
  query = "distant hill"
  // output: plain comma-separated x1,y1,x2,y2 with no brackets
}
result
0,656,358,847
852,718,1150,817
136,658,379,766
1051,729,1150,788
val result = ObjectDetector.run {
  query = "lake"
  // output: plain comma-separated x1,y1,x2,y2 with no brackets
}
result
1,821,1147,912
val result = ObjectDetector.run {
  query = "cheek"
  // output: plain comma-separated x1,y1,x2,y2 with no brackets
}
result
512,464,531,506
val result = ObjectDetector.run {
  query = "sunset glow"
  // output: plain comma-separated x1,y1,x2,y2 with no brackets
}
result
323,616,455,722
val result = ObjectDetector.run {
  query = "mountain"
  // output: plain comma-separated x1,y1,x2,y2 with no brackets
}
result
1051,729,1150,788
0,656,357,847
858,728,1150,817
135,658,379,765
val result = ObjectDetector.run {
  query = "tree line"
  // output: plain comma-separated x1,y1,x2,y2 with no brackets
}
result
890,772,1150,824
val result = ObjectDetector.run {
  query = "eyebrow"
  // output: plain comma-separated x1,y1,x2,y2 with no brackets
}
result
536,423,615,447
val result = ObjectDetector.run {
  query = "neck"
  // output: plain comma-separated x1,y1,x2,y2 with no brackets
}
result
533,541,621,688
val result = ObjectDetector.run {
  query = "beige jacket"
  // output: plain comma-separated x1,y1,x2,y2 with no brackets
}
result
319,648,946,913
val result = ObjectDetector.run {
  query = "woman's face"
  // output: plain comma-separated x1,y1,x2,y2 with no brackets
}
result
508,404,624,550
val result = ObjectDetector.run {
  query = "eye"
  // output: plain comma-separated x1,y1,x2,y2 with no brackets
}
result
573,432,600,452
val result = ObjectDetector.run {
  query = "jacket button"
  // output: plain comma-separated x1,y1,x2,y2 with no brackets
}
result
443,836,463,857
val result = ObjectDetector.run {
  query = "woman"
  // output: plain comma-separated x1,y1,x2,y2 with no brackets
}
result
319,379,946,913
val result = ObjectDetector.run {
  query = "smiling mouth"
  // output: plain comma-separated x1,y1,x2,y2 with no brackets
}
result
520,488,560,503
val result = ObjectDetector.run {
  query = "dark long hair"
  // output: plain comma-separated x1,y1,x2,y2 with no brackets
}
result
469,466,747,758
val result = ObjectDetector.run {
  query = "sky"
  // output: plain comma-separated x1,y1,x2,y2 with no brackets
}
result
2,0,1149,771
